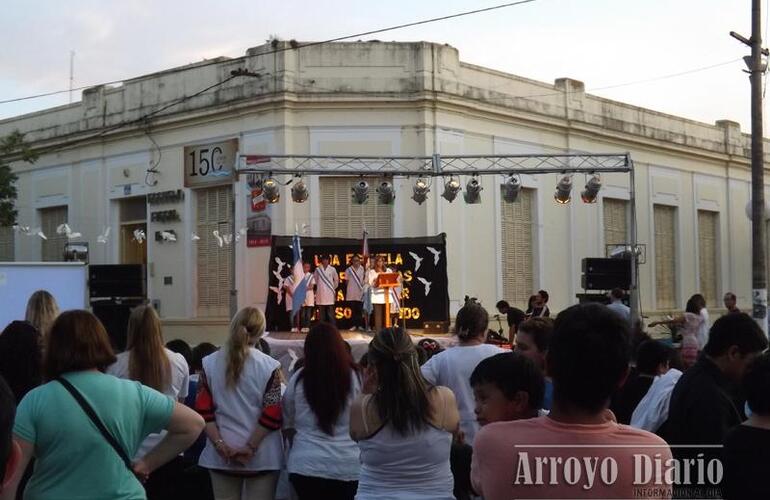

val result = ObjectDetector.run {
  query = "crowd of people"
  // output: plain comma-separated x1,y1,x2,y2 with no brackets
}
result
0,288,769,499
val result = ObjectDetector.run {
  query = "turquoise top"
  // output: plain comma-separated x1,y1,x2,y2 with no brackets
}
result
14,371,174,500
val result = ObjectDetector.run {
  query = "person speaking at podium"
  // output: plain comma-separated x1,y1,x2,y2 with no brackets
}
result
367,256,393,332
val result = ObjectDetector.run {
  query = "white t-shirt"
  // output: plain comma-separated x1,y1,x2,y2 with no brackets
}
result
107,347,190,458
697,308,710,350
420,343,506,445
283,368,362,481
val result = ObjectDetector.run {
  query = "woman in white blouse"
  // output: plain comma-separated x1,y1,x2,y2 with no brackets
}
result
107,305,190,500
283,323,362,499
194,307,284,500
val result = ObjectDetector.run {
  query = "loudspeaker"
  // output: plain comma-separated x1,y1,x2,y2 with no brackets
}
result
92,299,144,351
423,321,449,334
581,273,631,290
582,258,631,275
89,264,146,299
581,258,632,291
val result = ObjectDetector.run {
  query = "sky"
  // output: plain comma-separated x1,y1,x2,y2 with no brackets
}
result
0,0,760,132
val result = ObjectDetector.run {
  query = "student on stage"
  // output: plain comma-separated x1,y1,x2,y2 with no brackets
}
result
344,255,367,331
314,255,340,326
366,256,393,331
301,263,316,333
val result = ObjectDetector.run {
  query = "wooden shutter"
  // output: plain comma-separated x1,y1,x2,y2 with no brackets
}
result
501,188,534,308
319,177,393,238
603,198,629,248
196,185,233,317
40,206,68,262
0,226,13,261
654,205,677,310
698,210,719,307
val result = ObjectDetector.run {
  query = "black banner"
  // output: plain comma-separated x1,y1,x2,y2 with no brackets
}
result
265,234,449,331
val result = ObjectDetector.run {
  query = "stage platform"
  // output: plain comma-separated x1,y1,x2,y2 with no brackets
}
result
264,330,457,374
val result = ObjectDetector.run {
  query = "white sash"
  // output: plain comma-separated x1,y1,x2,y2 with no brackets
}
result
317,267,335,291
348,267,364,290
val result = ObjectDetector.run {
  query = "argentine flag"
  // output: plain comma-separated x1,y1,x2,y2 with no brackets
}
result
290,234,307,321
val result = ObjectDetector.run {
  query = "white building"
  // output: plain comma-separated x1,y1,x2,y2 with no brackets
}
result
0,41,763,343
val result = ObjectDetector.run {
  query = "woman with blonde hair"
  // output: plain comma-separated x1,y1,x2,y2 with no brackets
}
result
107,305,190,499
350,327,459,499
195,307,283,500
24,290,59,338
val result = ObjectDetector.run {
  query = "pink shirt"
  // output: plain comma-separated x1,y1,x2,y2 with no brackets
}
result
471,416,672,500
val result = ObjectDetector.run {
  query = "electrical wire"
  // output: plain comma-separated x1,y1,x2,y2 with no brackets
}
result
0,0,537,106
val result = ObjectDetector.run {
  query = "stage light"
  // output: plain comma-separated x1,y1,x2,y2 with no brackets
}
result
502,175,522,203
580,174,602,203
291,177,309,203
262,178,280,203
352,179,369,204
412,177,430,205
554,175,573,204
442,177,462,202
376,181,395,204
464,176,483,204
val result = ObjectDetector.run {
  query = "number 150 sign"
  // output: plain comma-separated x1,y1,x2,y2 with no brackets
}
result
184,139,238,187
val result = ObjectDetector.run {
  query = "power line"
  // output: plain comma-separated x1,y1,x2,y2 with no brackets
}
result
0,0,537,107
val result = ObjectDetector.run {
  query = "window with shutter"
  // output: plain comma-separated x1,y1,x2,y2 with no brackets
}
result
654,205,677,310
0,226,13,261
319,177,393,238
698,210,719,307
501,188,535,308
603,198,629,248
196,185,233,317
39,206,68,262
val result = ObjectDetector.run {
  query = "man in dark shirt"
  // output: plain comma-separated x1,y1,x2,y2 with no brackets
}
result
723,292,740,314
494,301,525,339
664,313,767,490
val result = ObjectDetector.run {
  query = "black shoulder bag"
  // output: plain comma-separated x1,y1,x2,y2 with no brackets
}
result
56,377,133,470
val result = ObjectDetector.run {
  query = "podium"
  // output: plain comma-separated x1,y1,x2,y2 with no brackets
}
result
376,272,400,328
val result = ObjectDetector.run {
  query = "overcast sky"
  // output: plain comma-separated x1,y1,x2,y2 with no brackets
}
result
0,0,759,133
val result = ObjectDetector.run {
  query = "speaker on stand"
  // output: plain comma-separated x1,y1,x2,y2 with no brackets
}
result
88,264,147,351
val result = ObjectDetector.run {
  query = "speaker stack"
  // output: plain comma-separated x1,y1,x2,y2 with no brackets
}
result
581,258,631,291
89,264,146,352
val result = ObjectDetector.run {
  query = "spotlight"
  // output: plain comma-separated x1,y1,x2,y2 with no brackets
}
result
291,177,309,203
554,175,573,204
352,179,369,204
580,174,602,204
376,181,395,204
412,178,430,205
262,178,280,204
502,175,522,203
464,177,483,204
442,177,462,202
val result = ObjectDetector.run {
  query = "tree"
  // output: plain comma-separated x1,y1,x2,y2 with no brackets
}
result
0,130,37,227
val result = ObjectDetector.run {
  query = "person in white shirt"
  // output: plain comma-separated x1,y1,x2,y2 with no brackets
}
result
366,256,392,331
314,255,340,325
283,323,363,500
194,307,284,500
300,263,316,333
606,288,631,324
421,302,505,446
693,293,710,350
106,305,190,500
344,254,366,331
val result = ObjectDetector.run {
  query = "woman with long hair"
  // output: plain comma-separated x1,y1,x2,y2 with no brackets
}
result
3,310,203,499
283,323,362,499
421,302,505,445
350,327,459,500
107,305,190,500
0,321,42,403
649,294,705,369
366,256,392,331
195,307,283,500
24,290,59,339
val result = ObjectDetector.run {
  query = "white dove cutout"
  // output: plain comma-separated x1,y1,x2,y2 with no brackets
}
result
426,246,442,265
274,257,287,274
269,286,283,305
212,231,224,247
133,229,146,243
32,228,47,240
13,225,30,235
417,277,432,296
222,234,233,245
56,223,82,239
191,233,201,241
408,251,424,272
97,226,110,244
160,231,177,242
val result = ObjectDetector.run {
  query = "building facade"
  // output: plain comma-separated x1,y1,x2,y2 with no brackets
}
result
0,41,763,343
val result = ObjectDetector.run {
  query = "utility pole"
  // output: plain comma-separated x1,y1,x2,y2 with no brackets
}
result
732,0,769,334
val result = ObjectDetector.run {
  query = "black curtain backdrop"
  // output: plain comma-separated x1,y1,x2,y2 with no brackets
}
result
265,234,449,331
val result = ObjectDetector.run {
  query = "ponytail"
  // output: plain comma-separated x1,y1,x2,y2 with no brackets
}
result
455,302,489,341
225,307,266,387
127,305,170,391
